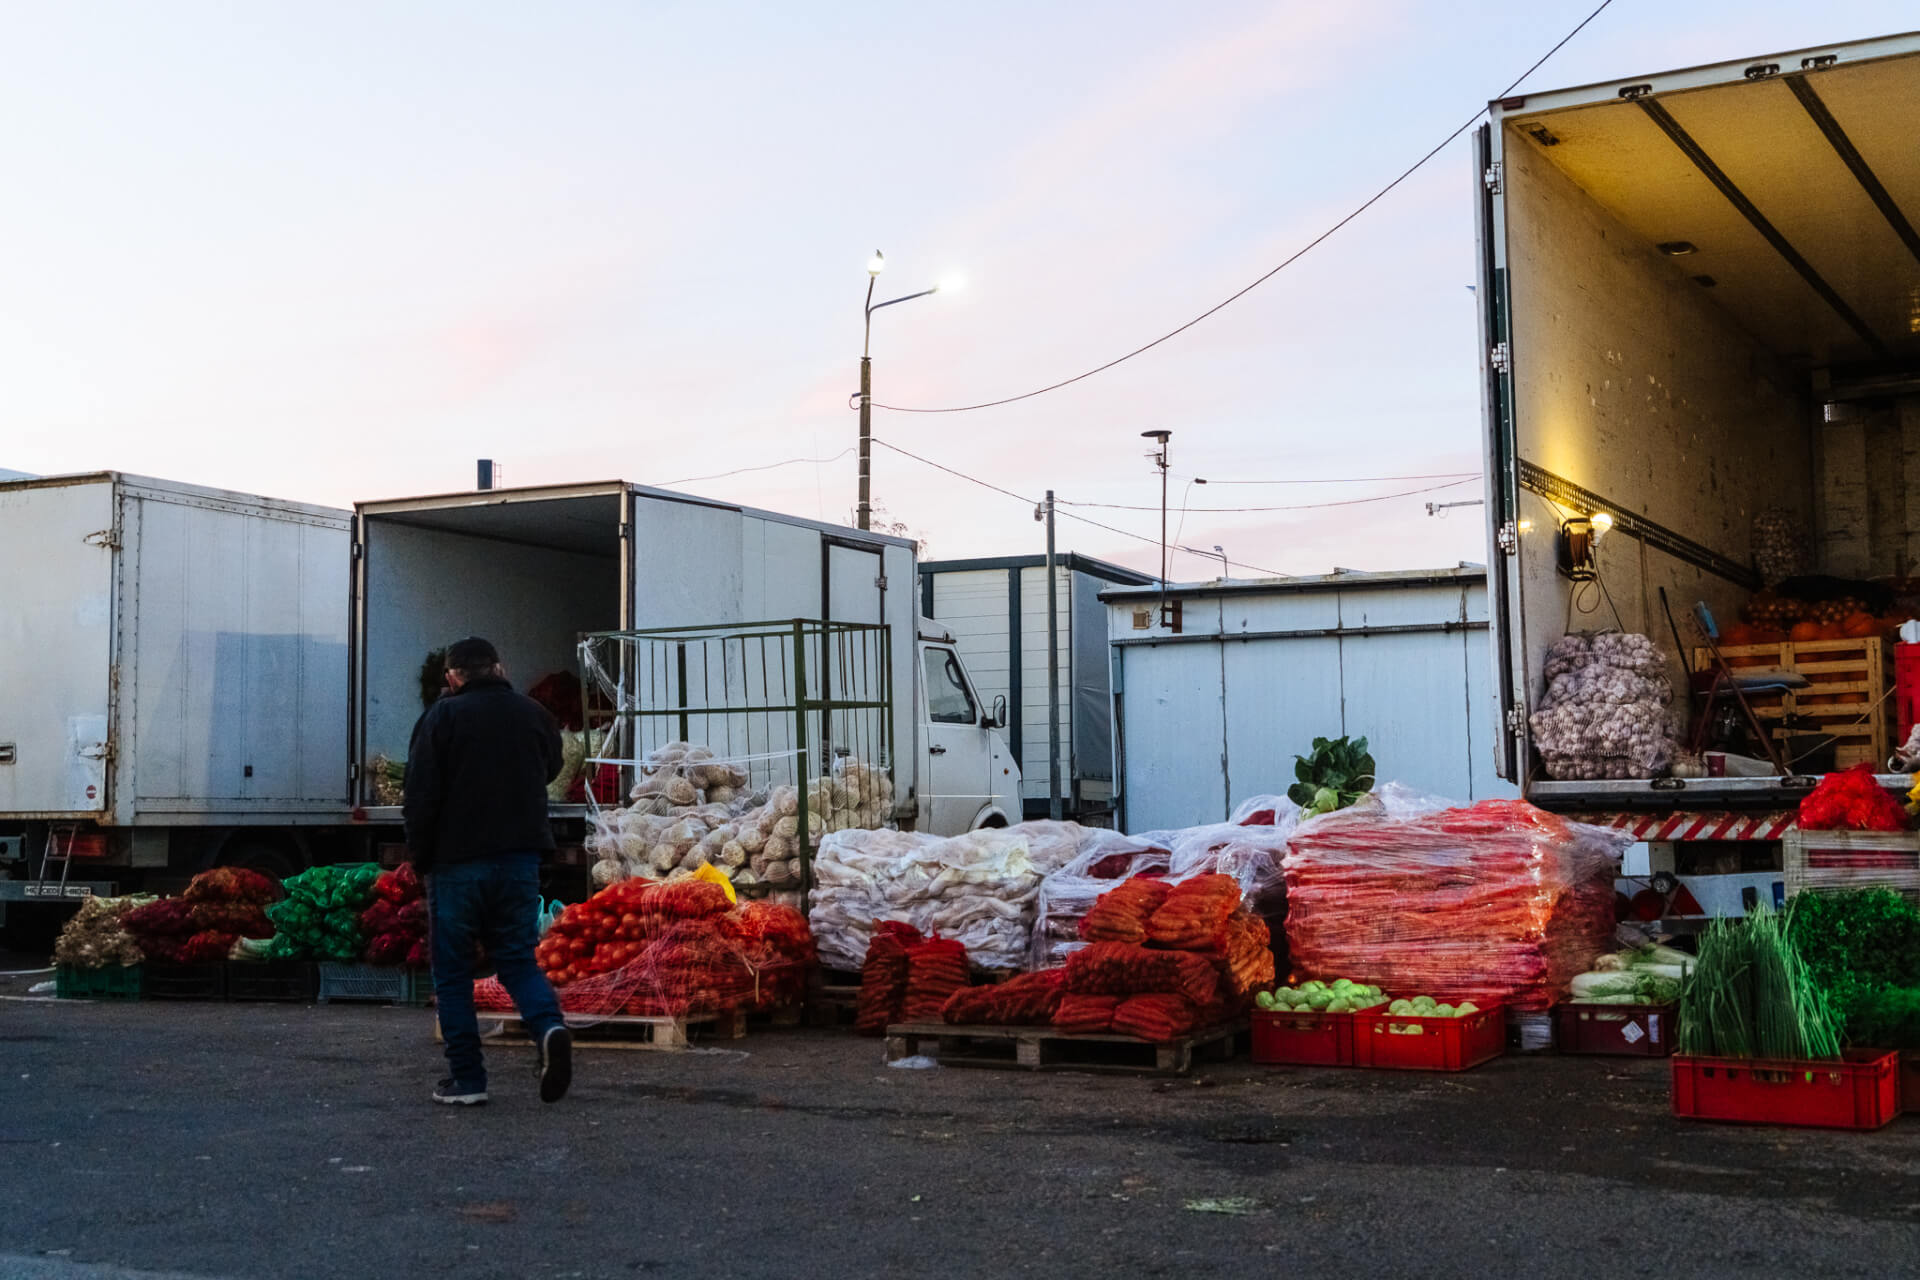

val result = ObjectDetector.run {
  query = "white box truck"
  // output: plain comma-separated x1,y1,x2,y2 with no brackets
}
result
1476,32,1920,904
0,473,355,923
920,552,1153,822
351,481,1022,836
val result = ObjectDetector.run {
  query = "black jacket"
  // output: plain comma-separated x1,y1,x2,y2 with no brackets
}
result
403,675,564,872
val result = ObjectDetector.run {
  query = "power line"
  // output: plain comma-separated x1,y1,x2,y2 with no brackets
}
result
870,0,1617,415
657,448,854,488
1059,476,1480,513
871,436,1291,577
1196,471,1480,485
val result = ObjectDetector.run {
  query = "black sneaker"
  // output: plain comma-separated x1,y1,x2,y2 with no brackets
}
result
433,1078,488,1106
538,1025,573,1103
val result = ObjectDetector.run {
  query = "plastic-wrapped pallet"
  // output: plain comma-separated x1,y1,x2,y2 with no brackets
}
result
1029,809,1294,969
808,822,1084,972
1282,787,1627,1012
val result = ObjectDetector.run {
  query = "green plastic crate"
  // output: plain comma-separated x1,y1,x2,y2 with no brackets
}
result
316,963,432,1006
55,964,144,1000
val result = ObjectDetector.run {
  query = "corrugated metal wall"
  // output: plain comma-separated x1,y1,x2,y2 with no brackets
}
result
1110,575,1513,831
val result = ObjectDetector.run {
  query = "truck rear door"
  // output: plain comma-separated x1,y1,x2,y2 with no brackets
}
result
1475,122,1524,783
0,479,116,815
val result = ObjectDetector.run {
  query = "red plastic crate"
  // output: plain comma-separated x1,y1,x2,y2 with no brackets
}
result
1251,1002,1382,1067
1552,1002,1677,1057
1351,1003,1505,1072
1671,1048,1900,1130
1897,643,1920,745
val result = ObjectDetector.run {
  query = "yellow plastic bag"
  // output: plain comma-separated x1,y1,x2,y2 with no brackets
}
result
691,862,737,905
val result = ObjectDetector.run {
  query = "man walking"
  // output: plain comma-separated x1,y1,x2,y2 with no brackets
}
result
404,636,572,1106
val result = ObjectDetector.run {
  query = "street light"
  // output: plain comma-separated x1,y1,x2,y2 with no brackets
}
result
1210,545,1228,578
858,250,945,531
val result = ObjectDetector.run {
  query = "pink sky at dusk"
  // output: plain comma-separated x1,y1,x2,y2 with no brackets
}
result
4,2,1915,581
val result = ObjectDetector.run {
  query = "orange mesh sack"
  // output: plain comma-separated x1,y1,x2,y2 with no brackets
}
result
1053,993,1121,1035
1144,874,1241,950
901,938,971,1022
855,921,924,1036
1064,941,1221,1006
1078,877,1173,945
942,968,1066,1026
1110,993,1199,1041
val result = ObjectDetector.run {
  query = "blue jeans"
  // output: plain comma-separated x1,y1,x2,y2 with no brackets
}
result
427,852,563,1089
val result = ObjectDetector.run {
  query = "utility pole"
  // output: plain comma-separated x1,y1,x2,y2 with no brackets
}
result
1142,431,1173,627
1043,489,1062,820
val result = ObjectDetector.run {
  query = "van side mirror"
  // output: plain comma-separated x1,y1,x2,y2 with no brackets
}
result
990,694,1008,729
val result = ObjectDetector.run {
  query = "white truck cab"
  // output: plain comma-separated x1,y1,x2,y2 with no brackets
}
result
917,619,1022,831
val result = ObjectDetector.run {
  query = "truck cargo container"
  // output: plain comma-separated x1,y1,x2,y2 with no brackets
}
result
0,472,355,916
352,482,1021,836
920,553,1152,822
1476,31,1920,911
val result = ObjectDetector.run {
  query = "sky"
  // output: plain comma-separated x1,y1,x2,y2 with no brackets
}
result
3,1,1915,581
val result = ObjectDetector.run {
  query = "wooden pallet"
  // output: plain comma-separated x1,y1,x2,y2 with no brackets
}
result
449,1009,747,1052
1695,637,1891,768
884,1019,1247,1076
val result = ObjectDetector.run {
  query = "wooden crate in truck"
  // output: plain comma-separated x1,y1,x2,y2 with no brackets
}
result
1694,637,1892,769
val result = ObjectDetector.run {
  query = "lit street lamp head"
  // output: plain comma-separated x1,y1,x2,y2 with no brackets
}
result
867,251,885,276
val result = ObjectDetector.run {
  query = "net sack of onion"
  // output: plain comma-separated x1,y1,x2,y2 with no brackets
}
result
52,895,152,970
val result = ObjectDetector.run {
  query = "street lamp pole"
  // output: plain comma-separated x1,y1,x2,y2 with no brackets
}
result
857,250,940,531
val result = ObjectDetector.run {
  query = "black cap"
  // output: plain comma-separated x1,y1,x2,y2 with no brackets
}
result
446,636,500,672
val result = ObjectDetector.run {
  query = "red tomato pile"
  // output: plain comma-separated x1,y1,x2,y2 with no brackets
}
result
511,878,815,1019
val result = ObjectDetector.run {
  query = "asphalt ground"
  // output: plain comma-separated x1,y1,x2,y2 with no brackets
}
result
2,961,1918,1280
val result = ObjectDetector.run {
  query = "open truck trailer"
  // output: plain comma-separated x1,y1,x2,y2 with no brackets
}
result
1477,31,1920,911
350,482,1021,848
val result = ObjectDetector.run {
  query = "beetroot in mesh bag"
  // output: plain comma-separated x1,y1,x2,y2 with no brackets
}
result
178,930,239,964
124,898,197,940
187,900,274,939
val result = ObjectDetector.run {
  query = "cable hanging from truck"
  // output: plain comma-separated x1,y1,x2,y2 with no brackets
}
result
865,0,1618,416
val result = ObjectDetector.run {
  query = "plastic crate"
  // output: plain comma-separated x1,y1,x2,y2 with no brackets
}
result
143,962,228,1001
1250,1000,1383,1067
55,964,143,1000
316,963,432,1005
1784,829,1920,899
1351,1002,1505,1072
1671,1048,1900,1130
1553,1002,1677,1057
226,961,318,1003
